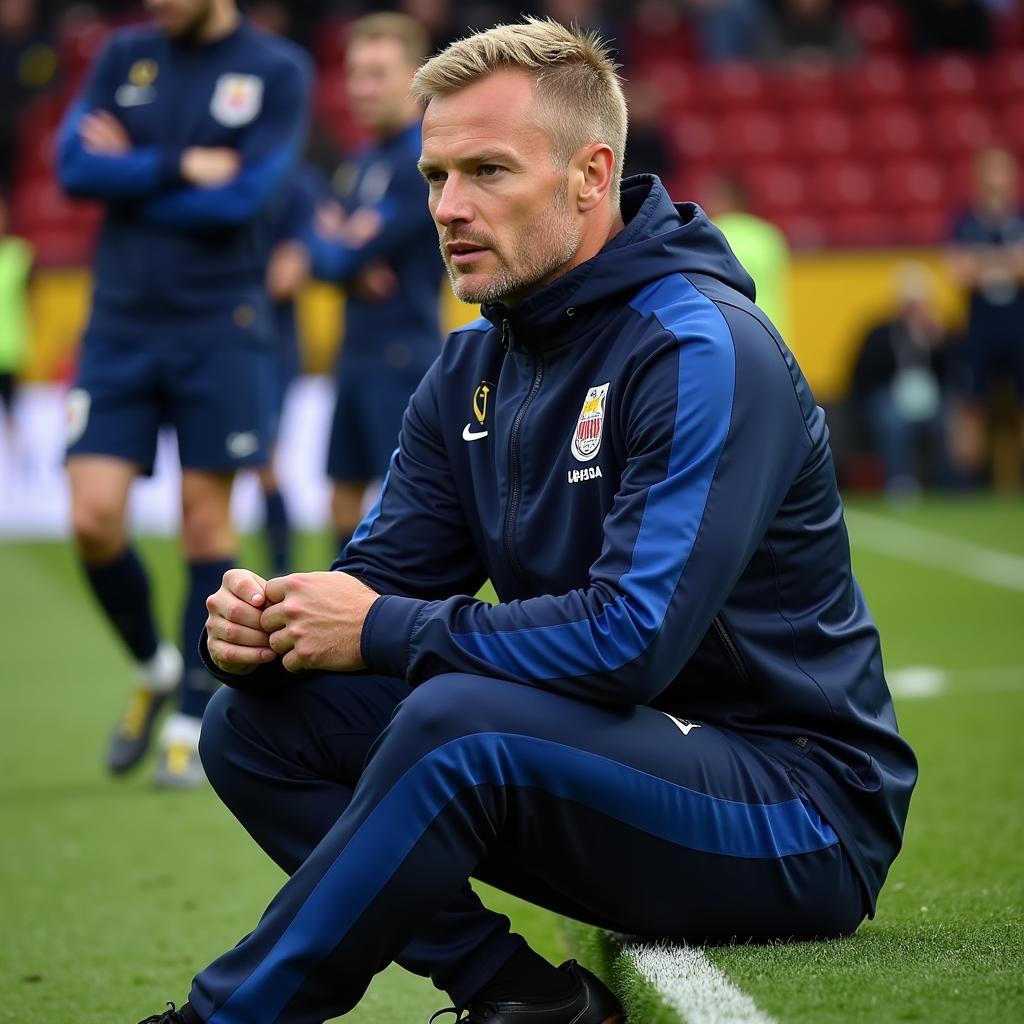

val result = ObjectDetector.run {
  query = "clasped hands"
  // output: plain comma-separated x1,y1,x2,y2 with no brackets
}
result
205,568,380,676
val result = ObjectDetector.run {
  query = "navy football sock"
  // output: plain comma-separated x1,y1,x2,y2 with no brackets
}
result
470,942,574,1006
83,547,160,663
179,558,233,720
263,488,291,576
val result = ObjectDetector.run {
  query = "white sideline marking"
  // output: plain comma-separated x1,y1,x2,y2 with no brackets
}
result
621,942,779,1024
844,508,1024,593
889,664,1024,699
888,666,948,699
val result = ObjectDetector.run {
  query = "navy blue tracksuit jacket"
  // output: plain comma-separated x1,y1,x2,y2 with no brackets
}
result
225,175,917,915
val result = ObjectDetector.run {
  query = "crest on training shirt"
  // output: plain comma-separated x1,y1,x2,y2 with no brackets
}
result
472,381,493,425
570,382,610,463
210,73,263,127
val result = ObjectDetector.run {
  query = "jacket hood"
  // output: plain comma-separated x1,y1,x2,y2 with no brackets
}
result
482,174,756,344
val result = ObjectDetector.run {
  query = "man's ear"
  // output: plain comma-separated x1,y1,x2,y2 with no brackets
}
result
576,143,615,213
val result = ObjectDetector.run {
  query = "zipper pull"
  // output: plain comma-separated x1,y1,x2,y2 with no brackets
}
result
500,317,511,351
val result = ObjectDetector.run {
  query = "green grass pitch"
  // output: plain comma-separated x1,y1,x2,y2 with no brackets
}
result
1,497,1021,1023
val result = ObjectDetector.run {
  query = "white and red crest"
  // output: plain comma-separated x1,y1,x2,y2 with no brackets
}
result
210,73,263,127
570,382,610,463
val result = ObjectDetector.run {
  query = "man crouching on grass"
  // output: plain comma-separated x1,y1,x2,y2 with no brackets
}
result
137,17,917,1024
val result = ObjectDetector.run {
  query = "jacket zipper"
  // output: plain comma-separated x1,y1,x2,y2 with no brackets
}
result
712,614,749,683
504,326,544,588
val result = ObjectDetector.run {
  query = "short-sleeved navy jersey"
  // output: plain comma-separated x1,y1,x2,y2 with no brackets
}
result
57,21,312,331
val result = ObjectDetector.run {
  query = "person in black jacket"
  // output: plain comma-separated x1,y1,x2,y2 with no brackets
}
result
136,17,915,1024
852,264,959,498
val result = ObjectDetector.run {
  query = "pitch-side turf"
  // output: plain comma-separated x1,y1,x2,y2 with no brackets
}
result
1,497,1021,1023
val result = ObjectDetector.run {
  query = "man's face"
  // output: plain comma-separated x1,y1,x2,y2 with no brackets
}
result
419,70,582,306
975,150,1019,212
346,37,415,133
144,0,214,40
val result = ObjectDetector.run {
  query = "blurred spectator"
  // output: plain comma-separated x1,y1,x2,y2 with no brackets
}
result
0,193,33,441
0,0,56,187
909,0,993,55
622,79,672,182
946,147,1024,486
704,172,791,339
758,0,858,68
851,264,959,499
688,0,764,62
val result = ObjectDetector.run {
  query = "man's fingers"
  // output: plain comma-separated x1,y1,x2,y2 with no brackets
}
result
264,575,291,604
208,638,277,673
259,601,287,632
208,616,271,650
224,568,269,606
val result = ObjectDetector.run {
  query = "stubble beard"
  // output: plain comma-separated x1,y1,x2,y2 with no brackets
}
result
444,185,582,306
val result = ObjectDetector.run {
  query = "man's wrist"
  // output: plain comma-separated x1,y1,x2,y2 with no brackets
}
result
360,594,425,680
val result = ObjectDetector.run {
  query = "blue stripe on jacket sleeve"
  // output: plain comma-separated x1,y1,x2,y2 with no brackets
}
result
450,274,735,681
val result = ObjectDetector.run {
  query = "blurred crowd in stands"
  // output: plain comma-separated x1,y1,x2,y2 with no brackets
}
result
2,0,1022,494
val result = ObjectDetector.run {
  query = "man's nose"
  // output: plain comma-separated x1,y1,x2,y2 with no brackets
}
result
433,177,473,227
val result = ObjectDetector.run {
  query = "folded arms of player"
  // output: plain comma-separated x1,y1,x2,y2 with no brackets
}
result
57,36,311,226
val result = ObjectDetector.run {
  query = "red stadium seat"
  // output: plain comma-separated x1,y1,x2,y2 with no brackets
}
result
929,103,995,155
747,162,807,215
983,53,1024,102
787,109,854,158
770,212,826,249
699,63,766,110
896,206,953,247
626,7,696,68
997,101,1024,158
667,113,719,164
717,111,785,161
24,225,96,268
858,105,926,157
809,160,877,211
767,67,837,109
846,0,910,54
639,62,697,112
842,55,910,107
879,158,949,211
914,56,984,103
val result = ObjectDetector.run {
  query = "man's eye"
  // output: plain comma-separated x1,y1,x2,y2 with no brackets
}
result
478,165,501,177
425,171,446,184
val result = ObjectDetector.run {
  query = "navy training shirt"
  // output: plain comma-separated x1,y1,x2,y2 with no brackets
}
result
57,20,312,331
307,120,443,369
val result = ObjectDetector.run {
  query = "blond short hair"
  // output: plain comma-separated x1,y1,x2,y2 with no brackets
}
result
348,12,430,68
411,17,628,205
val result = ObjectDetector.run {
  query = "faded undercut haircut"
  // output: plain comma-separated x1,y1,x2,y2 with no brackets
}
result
410,17,628,205
347,12,430,67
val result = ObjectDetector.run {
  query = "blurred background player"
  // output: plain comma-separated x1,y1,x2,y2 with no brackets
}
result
56,0,310,787
256,161,322,577
946,146,1024,489
0,193,33,456
705,170,792,339
851,263,959,499
307,12,443,554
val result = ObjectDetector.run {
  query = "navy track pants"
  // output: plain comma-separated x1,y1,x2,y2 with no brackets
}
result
189,672,866,1024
